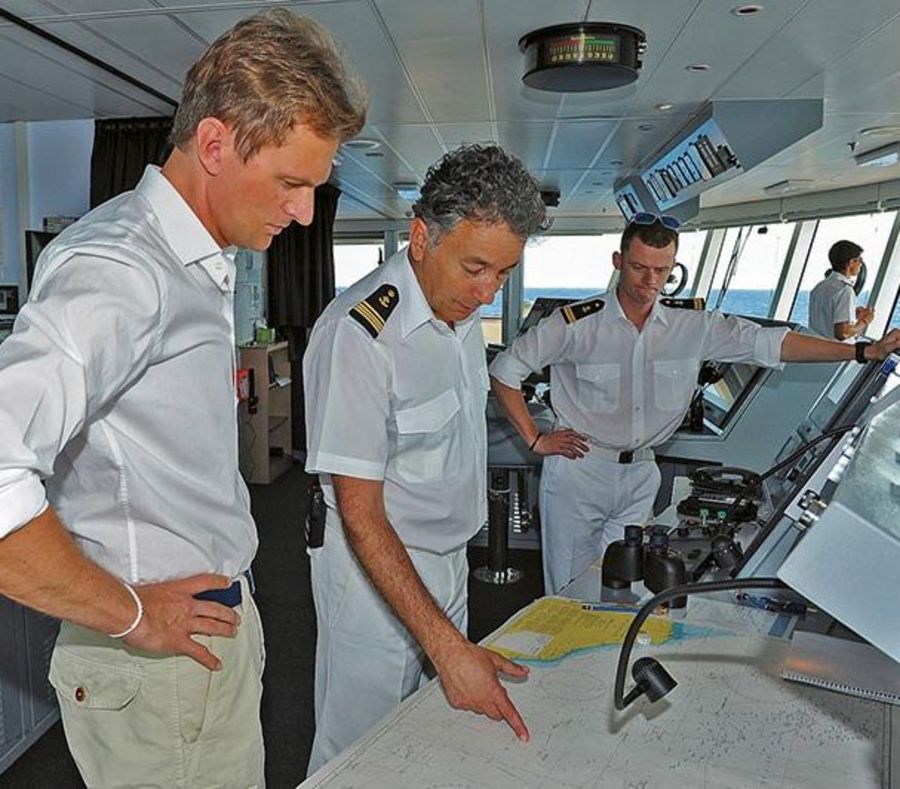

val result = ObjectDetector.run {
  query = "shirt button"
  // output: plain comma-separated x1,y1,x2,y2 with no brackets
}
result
74,686,86,702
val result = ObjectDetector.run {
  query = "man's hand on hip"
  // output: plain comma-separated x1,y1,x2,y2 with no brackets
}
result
125,573,240,671
534,428,590,460
432,638,530,742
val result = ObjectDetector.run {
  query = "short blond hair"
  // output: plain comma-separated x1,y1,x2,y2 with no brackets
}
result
171,9,367,159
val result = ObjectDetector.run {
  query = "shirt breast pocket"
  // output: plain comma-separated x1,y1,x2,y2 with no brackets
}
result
575,363,620,413
394,388,462,483
653,359,698,412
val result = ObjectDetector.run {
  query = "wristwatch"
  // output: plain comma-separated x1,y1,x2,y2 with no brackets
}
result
854,341,871,364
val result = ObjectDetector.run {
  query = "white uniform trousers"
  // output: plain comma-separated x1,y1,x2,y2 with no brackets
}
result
307,525,468,776
539,454,661,595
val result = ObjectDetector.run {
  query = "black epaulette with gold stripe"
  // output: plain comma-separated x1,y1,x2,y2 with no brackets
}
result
348,283,399,338
659,297,706,310
560,297,604,325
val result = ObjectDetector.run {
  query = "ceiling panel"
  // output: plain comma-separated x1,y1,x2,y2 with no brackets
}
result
496,120,555,166
368,124,445,173
0,0,154,14
41,20,183,97
373,0,491,124
718,0,900,99
545,120,617,170
0,27,173,118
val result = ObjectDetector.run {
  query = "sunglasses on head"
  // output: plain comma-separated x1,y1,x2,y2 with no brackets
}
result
630,212,681,231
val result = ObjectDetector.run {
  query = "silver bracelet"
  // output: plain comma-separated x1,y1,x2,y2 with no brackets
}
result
108,581,144,639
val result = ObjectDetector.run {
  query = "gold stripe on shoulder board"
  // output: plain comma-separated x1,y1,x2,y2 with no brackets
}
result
349,283,400,338
561,297,605,325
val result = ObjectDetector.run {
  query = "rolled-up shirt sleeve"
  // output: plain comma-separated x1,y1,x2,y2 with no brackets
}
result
0,254,163,538
489,311,571,388
700,311,790,370
303,317,391,481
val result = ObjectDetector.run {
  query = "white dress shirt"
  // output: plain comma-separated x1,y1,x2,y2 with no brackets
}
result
809,271,856,342
0,166,256,583
490,290,789,452
304,249,488,554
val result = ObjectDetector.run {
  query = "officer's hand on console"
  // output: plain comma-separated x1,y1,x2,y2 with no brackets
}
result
532,428,590,460
869,328,900,360
431,637,530,742
124,573,240,671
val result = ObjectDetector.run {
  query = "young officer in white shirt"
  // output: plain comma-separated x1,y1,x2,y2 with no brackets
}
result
808,239,874,341
303,144,549,773
0,11,365,788
490,214,900,595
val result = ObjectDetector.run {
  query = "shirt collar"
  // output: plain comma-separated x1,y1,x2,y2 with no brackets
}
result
136,165,226,273
833,271,854,286
609,287,669,328
394,250,478,340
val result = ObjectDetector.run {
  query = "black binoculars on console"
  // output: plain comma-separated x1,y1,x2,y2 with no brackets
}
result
601,525,689,609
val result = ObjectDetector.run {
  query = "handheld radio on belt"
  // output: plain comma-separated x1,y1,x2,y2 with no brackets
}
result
305,478,326,548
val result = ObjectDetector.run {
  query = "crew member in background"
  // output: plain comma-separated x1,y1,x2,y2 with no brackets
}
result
303,144,549,773
0,11,365,787
490,213,900,595
809,239,874,341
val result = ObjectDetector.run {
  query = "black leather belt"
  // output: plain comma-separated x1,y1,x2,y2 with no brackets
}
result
194,569,254,608
618,450,635,463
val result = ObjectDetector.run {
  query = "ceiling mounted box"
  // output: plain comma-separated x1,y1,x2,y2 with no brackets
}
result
519,23,646,92
614,99,823,217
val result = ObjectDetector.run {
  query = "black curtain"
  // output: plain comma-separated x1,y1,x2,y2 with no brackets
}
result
90,117,173,208
267,183,342,451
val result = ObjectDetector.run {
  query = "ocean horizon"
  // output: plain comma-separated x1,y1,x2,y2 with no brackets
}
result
336,287,896,328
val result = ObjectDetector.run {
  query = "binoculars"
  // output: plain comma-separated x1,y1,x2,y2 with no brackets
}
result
601,525,688,609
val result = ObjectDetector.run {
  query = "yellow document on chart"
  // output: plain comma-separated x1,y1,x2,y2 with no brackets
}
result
485,596,673,663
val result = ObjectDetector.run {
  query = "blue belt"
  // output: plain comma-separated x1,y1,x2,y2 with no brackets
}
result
194,569,254,608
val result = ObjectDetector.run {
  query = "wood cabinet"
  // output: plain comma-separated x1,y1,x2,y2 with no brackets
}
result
238,342,293,484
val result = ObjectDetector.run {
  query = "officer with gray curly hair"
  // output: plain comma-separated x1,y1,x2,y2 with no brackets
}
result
303,143,548,772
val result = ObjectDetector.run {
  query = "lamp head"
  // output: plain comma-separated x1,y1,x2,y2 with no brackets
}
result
632,657,677,703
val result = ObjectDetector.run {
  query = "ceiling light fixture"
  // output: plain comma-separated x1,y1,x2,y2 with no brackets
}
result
686,63,710,72
393,182,421,202
731,4,764,16
343,138,381,151
656,102,674,111
519,22,647,92
854,141,900,168
859,125,900,138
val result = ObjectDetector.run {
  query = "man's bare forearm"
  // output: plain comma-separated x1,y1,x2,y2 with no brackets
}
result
332,475,465,660
0,506,141,635
490,377,539,445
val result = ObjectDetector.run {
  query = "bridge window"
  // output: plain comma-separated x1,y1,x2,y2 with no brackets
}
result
522,234,616,316
334,240,384,295
790,212,895,327
707,223,795,317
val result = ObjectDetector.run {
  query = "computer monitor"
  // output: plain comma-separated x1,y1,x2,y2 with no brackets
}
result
0,285,18,316
701,362,766,432
518,296,594,337
24,230,57,289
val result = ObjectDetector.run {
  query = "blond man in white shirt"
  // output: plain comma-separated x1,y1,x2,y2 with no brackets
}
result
491,216,900,595
0,10,365,788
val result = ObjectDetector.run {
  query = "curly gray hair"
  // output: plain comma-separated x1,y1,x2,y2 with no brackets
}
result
412,144,550,244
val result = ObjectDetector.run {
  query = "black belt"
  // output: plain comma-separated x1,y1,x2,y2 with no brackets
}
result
618,451,634,463
194,569,254,608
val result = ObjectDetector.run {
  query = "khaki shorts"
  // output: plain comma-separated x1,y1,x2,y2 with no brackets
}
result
49,577,265,789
